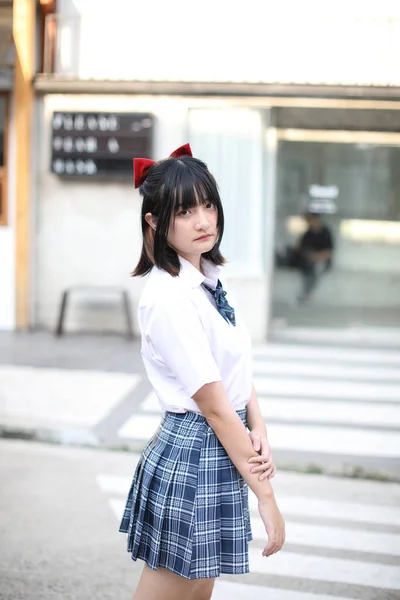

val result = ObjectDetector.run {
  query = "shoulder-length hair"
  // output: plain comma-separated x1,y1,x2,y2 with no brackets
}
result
132,154,226,277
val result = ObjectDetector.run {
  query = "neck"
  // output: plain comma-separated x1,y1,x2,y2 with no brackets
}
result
178,253,202,272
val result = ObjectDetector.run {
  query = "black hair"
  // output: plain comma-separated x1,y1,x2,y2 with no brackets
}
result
132,154,226,277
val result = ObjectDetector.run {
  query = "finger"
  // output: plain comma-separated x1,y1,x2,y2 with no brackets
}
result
250,459,273,473
250,435,261,452
262,538,278,557
260,438,271,459
248,454,270,464
258,467,275,481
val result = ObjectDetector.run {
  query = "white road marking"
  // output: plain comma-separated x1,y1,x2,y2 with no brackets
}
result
117,414,400,457
111,494,400,556
110,498,125,521
251,518,400,556
140,392,400,430
253,375,400,402
249,549,400,590
258,397,400,428
253,344,400,366
248,492,400,527
253,358,400,382
141,391,160,412
267,423,400,457
0,366,141,428
98,472,400,528
211,580,354,600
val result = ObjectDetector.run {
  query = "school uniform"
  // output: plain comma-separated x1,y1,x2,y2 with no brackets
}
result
119,256,254,579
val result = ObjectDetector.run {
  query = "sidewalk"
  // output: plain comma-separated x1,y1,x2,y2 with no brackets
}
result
1,330,400,481
0,330,144,447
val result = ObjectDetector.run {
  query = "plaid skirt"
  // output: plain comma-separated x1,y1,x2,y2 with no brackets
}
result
119,408,252,579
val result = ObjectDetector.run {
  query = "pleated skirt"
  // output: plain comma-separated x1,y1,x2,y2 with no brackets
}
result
119,408,252,579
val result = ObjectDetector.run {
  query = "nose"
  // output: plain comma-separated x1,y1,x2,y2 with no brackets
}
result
194,206,210,231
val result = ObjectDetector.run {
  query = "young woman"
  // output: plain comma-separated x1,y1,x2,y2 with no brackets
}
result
120,143,285,600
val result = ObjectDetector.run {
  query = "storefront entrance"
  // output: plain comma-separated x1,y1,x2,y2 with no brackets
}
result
271,132,400,332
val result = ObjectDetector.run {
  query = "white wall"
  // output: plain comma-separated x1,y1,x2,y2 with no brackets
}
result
0,93,15,330
35,95,269,341
55,0,400,86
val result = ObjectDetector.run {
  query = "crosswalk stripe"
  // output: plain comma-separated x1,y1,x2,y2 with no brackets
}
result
139,392,400,430
267,423,400,457
139,393,400,430
258,397,400,428
249,549,400,590
253,358,400,382
251,519,400,556
253,375,400,402
106,492,400,557
110,498,125,521
212,581,351,600
253,344,400,366
117,414,400,457
248,492,400,527
97,472,400,527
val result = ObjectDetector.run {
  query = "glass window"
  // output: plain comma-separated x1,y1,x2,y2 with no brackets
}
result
272,140,400,330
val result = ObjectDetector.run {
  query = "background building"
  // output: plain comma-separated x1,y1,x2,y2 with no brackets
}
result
2,0,400,341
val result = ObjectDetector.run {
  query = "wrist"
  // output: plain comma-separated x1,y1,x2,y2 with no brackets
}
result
258,486,275,503
250,425,268,438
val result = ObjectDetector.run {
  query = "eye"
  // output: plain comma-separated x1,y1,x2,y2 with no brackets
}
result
177,208,190,217
205,202,216,210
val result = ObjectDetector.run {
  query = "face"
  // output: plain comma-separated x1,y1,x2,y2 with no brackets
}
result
166,200,218,267
304,214,320,229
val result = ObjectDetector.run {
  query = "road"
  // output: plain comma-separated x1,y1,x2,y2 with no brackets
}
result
1,334,400,480
1,439,399,600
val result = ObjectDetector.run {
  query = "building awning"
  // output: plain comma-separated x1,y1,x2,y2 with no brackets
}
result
33,77,400,102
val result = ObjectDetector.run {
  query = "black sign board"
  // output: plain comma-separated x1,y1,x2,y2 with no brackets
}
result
50,112,153,177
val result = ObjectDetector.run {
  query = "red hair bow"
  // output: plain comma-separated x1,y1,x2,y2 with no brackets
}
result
133,143,192,188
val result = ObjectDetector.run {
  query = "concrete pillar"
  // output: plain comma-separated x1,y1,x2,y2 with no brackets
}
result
13,0,35,329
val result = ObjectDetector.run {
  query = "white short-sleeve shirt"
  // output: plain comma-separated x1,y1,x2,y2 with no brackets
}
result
138,256,253,414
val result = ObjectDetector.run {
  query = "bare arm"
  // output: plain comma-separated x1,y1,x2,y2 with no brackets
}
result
247,384,267,435
193,381,285,555
246,384,276,479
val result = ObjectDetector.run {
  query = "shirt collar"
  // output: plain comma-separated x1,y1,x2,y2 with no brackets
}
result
178,256,221,289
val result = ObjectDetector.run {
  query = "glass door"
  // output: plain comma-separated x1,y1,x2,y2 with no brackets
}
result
271,134,400,331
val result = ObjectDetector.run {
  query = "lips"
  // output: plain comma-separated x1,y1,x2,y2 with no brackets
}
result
195,234,213,241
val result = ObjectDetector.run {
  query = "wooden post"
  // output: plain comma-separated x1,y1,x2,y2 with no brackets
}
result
13,0,35,329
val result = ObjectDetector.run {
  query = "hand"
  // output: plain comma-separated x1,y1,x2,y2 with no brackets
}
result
258,497,286,557
248,430,277,480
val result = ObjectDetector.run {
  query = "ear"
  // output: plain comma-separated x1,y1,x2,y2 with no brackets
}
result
145,212,157,230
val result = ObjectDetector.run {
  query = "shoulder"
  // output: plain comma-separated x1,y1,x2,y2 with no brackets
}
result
140,266,184,305
139,267,195,325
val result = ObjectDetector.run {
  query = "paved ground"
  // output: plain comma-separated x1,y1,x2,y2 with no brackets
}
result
0,331,399,480
1,331,400,599
1,439,399,600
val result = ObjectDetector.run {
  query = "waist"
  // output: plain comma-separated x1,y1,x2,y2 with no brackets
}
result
164,407,248,426
165,401,247,416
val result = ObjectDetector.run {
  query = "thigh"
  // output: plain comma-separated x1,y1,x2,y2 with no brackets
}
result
133,564,214,600
188,578,215,600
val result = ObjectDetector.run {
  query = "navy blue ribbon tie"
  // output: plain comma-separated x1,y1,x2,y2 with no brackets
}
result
202,279,236,326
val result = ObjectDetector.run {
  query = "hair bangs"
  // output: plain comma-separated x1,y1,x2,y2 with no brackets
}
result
170,162,221,214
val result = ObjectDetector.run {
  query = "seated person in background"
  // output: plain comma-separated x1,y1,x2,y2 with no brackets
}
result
295,211,334,303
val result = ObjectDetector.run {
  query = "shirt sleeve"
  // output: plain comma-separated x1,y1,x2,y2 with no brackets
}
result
141,293,222,398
